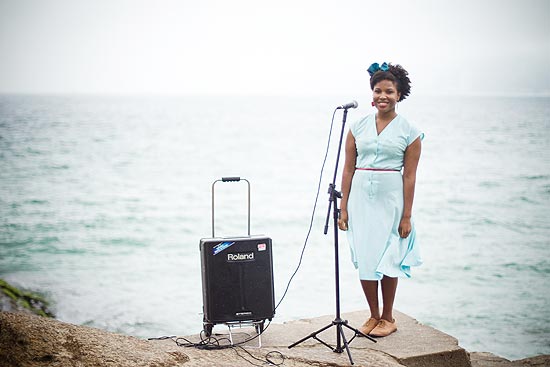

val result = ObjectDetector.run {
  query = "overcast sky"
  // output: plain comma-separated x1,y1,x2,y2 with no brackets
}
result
0,0,548,96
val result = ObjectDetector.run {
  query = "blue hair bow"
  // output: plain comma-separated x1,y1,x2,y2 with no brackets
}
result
367,62,389,76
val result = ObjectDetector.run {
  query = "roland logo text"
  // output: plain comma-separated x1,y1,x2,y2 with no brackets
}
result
227,252,255,262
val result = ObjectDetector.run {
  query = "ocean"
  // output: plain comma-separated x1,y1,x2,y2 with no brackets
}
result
0,94,548,360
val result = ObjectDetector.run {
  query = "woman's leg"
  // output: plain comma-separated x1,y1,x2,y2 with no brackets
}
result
360,280,380,319
380,276,398,321
369,276,399,337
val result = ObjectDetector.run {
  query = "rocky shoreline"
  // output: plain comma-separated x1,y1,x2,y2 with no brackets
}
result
0,279,547,367
0,310,548,366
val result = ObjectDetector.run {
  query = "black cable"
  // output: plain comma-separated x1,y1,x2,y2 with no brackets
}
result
232,346,284,367
149,108,340,366
274,108,338,311
149,321,284,366
150,322,270,349
266,351,285,365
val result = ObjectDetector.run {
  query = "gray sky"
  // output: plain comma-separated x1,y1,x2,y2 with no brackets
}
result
0,0,549,96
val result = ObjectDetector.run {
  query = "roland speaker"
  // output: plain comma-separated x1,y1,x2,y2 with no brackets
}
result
200,236,275,327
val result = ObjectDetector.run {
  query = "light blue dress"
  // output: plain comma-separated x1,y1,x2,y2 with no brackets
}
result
346,114,423,280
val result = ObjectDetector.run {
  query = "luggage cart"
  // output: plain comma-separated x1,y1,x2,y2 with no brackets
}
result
199,177,275,343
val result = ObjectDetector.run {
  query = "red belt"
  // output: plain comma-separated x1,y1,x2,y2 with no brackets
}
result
356,167,400,172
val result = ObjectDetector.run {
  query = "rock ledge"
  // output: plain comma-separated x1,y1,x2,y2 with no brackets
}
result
1,310,548,367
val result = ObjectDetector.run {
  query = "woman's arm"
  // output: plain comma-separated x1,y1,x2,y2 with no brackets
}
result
399,137,422,237
338,130,357,231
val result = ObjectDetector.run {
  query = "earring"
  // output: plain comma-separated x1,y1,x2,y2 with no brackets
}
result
371,101,375,107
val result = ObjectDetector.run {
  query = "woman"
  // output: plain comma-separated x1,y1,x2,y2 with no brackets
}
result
338,62,423,337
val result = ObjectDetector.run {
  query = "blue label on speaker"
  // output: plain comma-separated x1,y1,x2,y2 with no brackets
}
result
213,241,235,255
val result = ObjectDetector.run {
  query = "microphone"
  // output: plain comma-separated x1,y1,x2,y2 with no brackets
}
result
336,100,358,109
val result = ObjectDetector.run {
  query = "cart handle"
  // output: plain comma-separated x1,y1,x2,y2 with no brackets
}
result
211,177,251,237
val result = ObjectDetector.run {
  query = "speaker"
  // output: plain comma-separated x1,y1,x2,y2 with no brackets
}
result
200,235,275,332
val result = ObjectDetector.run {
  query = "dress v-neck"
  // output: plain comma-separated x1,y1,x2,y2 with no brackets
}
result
375,114,398,136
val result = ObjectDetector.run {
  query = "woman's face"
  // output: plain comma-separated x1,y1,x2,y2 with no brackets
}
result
372,79,400,113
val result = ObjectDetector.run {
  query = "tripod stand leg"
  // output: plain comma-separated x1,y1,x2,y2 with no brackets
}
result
288,322,334,349
337,324,354,365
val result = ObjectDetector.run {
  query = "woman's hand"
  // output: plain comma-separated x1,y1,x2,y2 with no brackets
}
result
398,217,411,238
338,210,349,231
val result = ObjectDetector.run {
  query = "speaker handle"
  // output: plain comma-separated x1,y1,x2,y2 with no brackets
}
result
211,177,251,237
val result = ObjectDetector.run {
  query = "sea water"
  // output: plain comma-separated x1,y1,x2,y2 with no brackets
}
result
0,94,548,360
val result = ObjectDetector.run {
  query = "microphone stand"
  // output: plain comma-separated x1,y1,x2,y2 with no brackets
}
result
288,107,376,365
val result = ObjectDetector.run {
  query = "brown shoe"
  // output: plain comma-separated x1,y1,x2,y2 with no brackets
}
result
369,319,397,337
358,318,379,336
